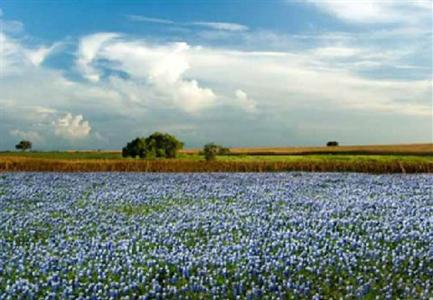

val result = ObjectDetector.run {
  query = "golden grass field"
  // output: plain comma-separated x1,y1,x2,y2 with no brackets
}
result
0,156,432,173
0,143,432,173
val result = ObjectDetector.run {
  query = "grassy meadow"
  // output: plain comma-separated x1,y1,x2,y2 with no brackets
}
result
0,143,432,173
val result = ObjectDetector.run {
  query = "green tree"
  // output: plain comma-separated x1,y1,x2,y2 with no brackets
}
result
122,133,184,159
122,137,147,158
203,143,220,161
144,132,184,158
15,140,32,151
326,141,339,147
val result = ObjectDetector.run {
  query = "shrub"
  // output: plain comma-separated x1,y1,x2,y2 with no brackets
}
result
122,133,184,159
203,143,219,161
218,146,231,155
203,143,230,161
15,140,32,151
327,141,339,147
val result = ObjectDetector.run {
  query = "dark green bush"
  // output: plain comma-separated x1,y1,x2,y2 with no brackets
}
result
15,140,32,151
203,143,219,161
326,141,339,147
203,143,230,161
122,132,184,159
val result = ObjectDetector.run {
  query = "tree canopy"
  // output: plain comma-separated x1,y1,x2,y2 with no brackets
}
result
326,141,339,147
203,143,230,161
122,132,184,159
15,140,32,151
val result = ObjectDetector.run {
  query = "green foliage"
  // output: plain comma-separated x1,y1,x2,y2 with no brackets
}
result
122,132,184,159
122,137,147,158
218,146,231,155
15,140,32,151
144,132,184,158
203,143,230,161
327,141,339,147
203,143,219,161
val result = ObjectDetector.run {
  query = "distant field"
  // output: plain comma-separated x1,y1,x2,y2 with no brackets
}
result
1,143,432,159
182,143,433,156
1,143,432,173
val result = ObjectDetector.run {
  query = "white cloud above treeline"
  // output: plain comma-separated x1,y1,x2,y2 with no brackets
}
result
75,32,431,116
53,113,92,139
77,34,216,113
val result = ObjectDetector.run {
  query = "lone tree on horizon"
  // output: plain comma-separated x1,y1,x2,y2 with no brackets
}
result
326,141,339,147
15,140,32,151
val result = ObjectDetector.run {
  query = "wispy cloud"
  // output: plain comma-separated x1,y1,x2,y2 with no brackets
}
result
126,14,249,31
76,33,120,82
126,15,174,24
190,22,248,31
304,0,432,25
10,129,43,143
234,89,257,113
25,42,63,66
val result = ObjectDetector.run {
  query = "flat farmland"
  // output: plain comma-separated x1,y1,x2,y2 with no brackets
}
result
0,143,432,173
182,143,433,155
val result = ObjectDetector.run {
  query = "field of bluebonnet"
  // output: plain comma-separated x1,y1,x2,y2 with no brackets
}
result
0,172,432,299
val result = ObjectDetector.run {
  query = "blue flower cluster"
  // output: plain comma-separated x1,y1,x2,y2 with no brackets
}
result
0,172,432,299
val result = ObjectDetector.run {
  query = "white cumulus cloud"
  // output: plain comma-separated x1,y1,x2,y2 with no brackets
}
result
76,35,216,113
235,89,257,113
53,113,91,139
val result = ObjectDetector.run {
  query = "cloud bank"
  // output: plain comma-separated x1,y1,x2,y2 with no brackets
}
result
0,4,431,150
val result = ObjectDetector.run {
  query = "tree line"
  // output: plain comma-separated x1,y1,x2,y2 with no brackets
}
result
121,132,230,161
13,133,339,161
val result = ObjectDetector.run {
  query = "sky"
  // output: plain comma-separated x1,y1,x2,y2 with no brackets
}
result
0,0,432,150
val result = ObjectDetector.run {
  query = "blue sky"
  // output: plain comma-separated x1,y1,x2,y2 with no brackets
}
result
0,0,431,150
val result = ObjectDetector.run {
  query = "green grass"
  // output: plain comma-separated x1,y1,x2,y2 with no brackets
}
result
1,151,432,173
0,151,203,161
0,151,123,160
2,151,432,164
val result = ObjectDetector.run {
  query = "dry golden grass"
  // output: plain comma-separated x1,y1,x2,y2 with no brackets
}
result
181,143,433,155
1,156,432,173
